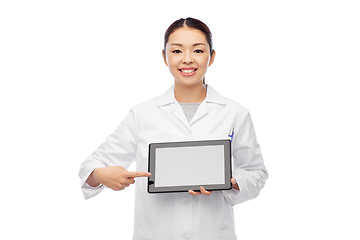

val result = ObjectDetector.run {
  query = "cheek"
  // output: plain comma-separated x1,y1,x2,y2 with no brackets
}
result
168,61,178,72
168,58,177,66
168,58,182,71
196,56,210,68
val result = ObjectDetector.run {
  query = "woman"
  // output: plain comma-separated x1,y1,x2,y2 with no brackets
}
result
79,17,268,240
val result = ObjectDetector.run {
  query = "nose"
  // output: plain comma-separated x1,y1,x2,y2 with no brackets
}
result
182,51,193,64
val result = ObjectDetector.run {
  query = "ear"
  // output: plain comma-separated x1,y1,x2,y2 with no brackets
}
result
162,50,168,66
208,49,216,67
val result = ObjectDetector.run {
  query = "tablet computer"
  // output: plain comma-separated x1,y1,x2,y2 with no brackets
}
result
148,139,232,193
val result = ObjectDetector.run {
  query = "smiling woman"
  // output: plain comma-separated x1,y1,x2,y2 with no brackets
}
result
79,17,268,240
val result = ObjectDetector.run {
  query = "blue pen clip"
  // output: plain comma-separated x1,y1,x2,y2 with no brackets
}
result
228,127,234,142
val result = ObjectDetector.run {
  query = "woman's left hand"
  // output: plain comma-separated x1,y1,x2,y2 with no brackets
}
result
188,186,213,196
188,187,213,196
188,178,239,196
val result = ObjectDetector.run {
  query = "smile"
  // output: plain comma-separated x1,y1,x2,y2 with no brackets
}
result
179,68,197,76
180,69,196,73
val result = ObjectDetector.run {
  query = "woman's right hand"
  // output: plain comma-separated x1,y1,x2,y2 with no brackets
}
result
87,166,151,191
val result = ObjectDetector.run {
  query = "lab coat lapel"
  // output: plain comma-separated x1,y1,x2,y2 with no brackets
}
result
171,102,190,127
157,84,225,127
189,101,208,125
189,84,226,125
157,85,190,128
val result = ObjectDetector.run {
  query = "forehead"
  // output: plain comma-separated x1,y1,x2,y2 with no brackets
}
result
168,27,208,47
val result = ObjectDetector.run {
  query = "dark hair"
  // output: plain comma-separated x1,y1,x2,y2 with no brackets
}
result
163,17,214,57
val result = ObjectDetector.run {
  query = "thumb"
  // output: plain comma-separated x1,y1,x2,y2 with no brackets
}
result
231,178,237,184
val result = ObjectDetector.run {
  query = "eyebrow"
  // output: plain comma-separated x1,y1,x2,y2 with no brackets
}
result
170,43,206,47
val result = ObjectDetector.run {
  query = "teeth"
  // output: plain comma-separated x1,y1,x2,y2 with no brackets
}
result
180,69,196,73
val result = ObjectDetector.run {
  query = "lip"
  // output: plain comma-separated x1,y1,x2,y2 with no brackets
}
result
178,67,197,76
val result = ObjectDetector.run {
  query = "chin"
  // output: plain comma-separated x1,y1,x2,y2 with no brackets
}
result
175,78,204,86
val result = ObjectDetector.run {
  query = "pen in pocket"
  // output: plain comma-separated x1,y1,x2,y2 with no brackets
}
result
228,127,234,142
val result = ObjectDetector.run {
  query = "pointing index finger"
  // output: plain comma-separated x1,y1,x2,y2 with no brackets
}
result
127,171,151,178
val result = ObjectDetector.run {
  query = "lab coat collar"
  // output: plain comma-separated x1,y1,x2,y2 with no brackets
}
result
156,84,226,107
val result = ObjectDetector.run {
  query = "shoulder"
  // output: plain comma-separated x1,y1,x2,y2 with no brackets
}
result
224,96,248,113
207,85,249,115
223,96,250,124
128,87,172,114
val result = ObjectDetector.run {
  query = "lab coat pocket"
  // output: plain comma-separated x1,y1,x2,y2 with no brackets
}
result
132,232,153,240
218,230,237,240
206,134,234,160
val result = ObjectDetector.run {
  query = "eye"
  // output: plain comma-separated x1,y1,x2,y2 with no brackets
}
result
194,49,204,53
172,50,181,53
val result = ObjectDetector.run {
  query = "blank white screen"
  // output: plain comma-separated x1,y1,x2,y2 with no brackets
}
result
155,145,224,187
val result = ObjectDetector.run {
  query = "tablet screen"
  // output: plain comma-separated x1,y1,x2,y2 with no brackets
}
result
148,139,231,193
155,145,224,187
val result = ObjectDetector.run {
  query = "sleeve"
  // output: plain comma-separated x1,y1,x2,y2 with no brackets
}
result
222,112,268,206
78,108,138,200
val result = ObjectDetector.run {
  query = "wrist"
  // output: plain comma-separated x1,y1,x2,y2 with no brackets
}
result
92,168,102,184
87,168,102,187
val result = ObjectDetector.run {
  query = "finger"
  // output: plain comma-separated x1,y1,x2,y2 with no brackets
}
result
188,190,202,196
123,178,136,185
231,178,240,190
112,186,125,191
127,171,151,178
200,186,213,196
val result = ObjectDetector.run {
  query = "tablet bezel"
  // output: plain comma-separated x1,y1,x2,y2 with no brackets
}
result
148,139,232,193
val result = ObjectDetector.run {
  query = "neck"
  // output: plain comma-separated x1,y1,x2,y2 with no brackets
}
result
174,80,207,103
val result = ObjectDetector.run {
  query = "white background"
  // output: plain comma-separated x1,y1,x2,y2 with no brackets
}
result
1,0,359,239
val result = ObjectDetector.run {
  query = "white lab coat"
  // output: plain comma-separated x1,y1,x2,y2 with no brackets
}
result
79,84,268,240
